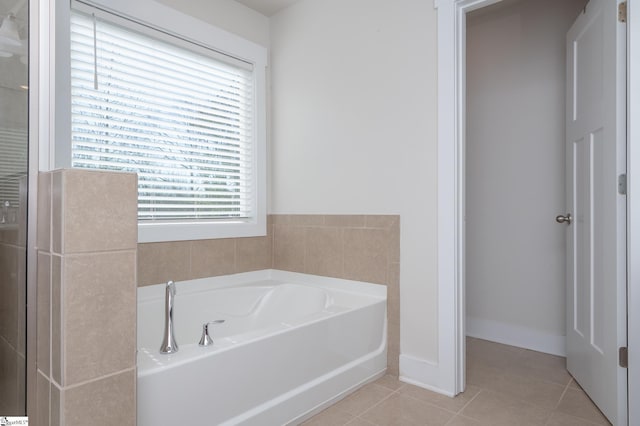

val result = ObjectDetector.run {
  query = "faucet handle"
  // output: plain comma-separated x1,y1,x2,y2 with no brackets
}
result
199,320,225,347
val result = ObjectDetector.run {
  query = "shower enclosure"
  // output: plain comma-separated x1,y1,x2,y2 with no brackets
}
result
0,0,28,416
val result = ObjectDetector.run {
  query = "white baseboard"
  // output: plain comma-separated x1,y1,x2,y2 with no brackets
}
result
399,354,455,397
466,316,566,356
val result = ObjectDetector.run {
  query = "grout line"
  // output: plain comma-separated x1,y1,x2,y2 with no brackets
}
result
395,383,466,416
48,249,54,388
354,385,399,420
54,247,138,256
553,377,573,411
0,335,19,353
457,387,483,414
357,381,467,423
59,253,66,391
54,366,136,391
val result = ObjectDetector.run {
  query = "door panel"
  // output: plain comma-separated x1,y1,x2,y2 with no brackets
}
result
565,0,627,423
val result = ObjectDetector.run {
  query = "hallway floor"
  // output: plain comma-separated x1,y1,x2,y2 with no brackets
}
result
303,337,610,426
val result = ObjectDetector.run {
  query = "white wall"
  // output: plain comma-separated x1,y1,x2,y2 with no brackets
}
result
465,0,586,355
270,0,439,364
155,0,269,47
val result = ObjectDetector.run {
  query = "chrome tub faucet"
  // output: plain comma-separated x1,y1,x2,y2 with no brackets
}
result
160,280,178,354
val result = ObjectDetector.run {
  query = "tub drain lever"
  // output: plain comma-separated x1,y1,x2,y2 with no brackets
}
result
199,320,225,347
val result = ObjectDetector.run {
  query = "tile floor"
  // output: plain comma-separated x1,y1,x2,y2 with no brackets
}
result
302,337,611,426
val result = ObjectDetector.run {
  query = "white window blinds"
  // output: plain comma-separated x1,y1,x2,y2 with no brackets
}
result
70,11,256,222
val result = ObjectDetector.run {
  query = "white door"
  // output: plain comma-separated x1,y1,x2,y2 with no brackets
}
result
564,0,627,424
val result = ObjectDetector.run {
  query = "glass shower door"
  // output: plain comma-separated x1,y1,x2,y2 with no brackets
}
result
0,0,28,416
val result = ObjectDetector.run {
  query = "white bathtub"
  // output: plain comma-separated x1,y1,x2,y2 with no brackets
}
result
137,269,387,426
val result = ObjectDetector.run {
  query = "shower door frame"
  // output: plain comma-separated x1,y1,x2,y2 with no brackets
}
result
25,0,41,418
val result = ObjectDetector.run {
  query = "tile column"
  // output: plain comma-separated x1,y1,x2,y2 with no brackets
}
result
37,169,138,426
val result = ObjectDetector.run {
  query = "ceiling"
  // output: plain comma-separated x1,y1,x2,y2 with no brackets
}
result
234,0,300,16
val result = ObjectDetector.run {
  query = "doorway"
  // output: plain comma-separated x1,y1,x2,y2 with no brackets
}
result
436,0,629,423
464,0,586,358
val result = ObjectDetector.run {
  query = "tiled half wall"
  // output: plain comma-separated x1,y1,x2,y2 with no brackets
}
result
36,169,137,426
139,214,401,375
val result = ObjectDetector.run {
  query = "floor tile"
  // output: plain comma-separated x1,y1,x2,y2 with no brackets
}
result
444,415,483,426
520,349,566,366
461,390,550,426
301,403,355,426
360,394,455,426
466,359,504,389
330,383,394,417
555,388,610,425
375,374,405,391
399,383,481,413
466,338,525,369
304,338,614,426
506,350,572,387
568,379,582,390
346,418,377,426
546,411,605,426
479,370,566,409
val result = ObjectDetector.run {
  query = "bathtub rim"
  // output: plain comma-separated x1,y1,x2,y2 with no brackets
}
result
138,269,387,302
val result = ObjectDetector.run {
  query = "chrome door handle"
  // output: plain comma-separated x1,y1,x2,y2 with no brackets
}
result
556,214,572,225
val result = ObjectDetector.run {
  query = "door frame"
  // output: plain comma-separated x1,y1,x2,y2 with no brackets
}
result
434,1,635,422
434,0,502,397
627,1,640,424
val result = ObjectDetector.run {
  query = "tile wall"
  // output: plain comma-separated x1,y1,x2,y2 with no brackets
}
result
137,226,272,286
36,169,138,426
139,214,401,375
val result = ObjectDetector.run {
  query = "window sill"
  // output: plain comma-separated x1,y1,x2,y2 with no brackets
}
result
138,218,266,243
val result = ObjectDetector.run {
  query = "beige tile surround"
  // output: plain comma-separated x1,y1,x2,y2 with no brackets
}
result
139,214,401,375
36,169,137,426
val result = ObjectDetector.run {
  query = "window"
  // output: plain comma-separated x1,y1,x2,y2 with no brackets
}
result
67,1,267,242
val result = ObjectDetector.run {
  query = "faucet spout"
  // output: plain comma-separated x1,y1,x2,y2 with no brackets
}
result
160,280,178,354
